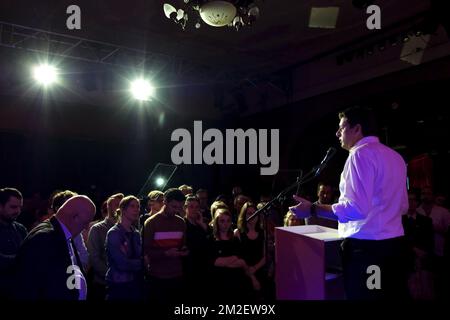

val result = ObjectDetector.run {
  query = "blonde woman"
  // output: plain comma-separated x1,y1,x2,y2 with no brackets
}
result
208,208,253,301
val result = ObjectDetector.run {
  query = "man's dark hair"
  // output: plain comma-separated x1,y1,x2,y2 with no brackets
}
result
185,195,200,205
338,106,378,137
0,188,23,205
215,194,228,202
196,189,208,195
119,195,140,212
317,182,333,193
164,188,186,203
52,190,78,211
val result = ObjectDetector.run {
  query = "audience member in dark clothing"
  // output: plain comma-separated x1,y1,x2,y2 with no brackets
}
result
305,183,338,228
87,193,123,300
183,195,210,300
235,202,266,299
208,208,253,302
233,194,250,225
0,187,26,299
196,189,210,224
139,190,164,230
403,192,434,255
444,226,450,300
417,186,450,299
50,190,90,272
14,196,96,300
402,191,434,299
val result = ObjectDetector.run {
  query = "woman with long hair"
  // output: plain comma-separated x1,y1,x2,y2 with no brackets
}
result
208,208,253,301
105,196,143,300
235,201,266,297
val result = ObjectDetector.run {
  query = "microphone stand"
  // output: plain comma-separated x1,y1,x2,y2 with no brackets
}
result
247,160,325,223
246,149,333,294
295,169,303,197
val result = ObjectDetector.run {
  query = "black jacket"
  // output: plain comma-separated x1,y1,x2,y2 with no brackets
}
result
0,221,27,299
14,216,81,300
402,213,434,253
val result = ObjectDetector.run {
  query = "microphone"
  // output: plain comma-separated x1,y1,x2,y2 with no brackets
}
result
295,169,303,196
315,147,337,176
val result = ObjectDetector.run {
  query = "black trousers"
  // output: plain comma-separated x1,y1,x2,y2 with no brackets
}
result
341,236,410,300
106,280,143,301
147,276,184,303
87,281,107,301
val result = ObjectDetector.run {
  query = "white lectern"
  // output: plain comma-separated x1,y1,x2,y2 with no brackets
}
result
275,225,345,300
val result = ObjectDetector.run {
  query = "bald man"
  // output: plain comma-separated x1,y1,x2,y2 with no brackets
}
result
14,195,96,300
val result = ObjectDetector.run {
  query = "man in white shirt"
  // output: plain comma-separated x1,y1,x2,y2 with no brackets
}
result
290,106,409,299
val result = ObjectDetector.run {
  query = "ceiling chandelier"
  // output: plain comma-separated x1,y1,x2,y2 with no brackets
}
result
163,1,261,31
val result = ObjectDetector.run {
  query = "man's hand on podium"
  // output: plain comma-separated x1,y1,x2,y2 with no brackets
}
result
289,195,312,219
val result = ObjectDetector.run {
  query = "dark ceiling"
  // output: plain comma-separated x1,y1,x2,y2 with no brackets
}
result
0,1,433,78
0,0,448,135
1,0,450,200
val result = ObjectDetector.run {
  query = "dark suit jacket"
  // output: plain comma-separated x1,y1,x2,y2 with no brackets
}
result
402,213,434,253
14,216,80,300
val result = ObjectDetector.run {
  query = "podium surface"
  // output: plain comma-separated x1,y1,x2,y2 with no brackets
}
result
275,225,344,300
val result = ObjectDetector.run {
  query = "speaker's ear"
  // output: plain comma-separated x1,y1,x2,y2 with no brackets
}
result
354,124,363,136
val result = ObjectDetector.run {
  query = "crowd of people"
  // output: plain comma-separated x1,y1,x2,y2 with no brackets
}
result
0,185,280,301
1,105,449,302
1,180,449,301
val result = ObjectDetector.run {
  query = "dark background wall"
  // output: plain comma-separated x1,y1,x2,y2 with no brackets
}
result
1,56,449,205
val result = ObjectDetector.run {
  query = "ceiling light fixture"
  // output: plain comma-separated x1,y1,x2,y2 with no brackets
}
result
32,64,59,86
163,1,261,31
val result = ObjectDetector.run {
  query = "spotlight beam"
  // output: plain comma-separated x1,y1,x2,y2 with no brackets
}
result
32,64,58,86
130,79,155,101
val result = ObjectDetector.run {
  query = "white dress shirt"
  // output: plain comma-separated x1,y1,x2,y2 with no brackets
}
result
331,136,408,239
57,219,88,300
72,233,89,270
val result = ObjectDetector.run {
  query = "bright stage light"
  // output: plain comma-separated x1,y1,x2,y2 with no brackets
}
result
130,79,155,101
32,64,58,86
155,177,165,187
